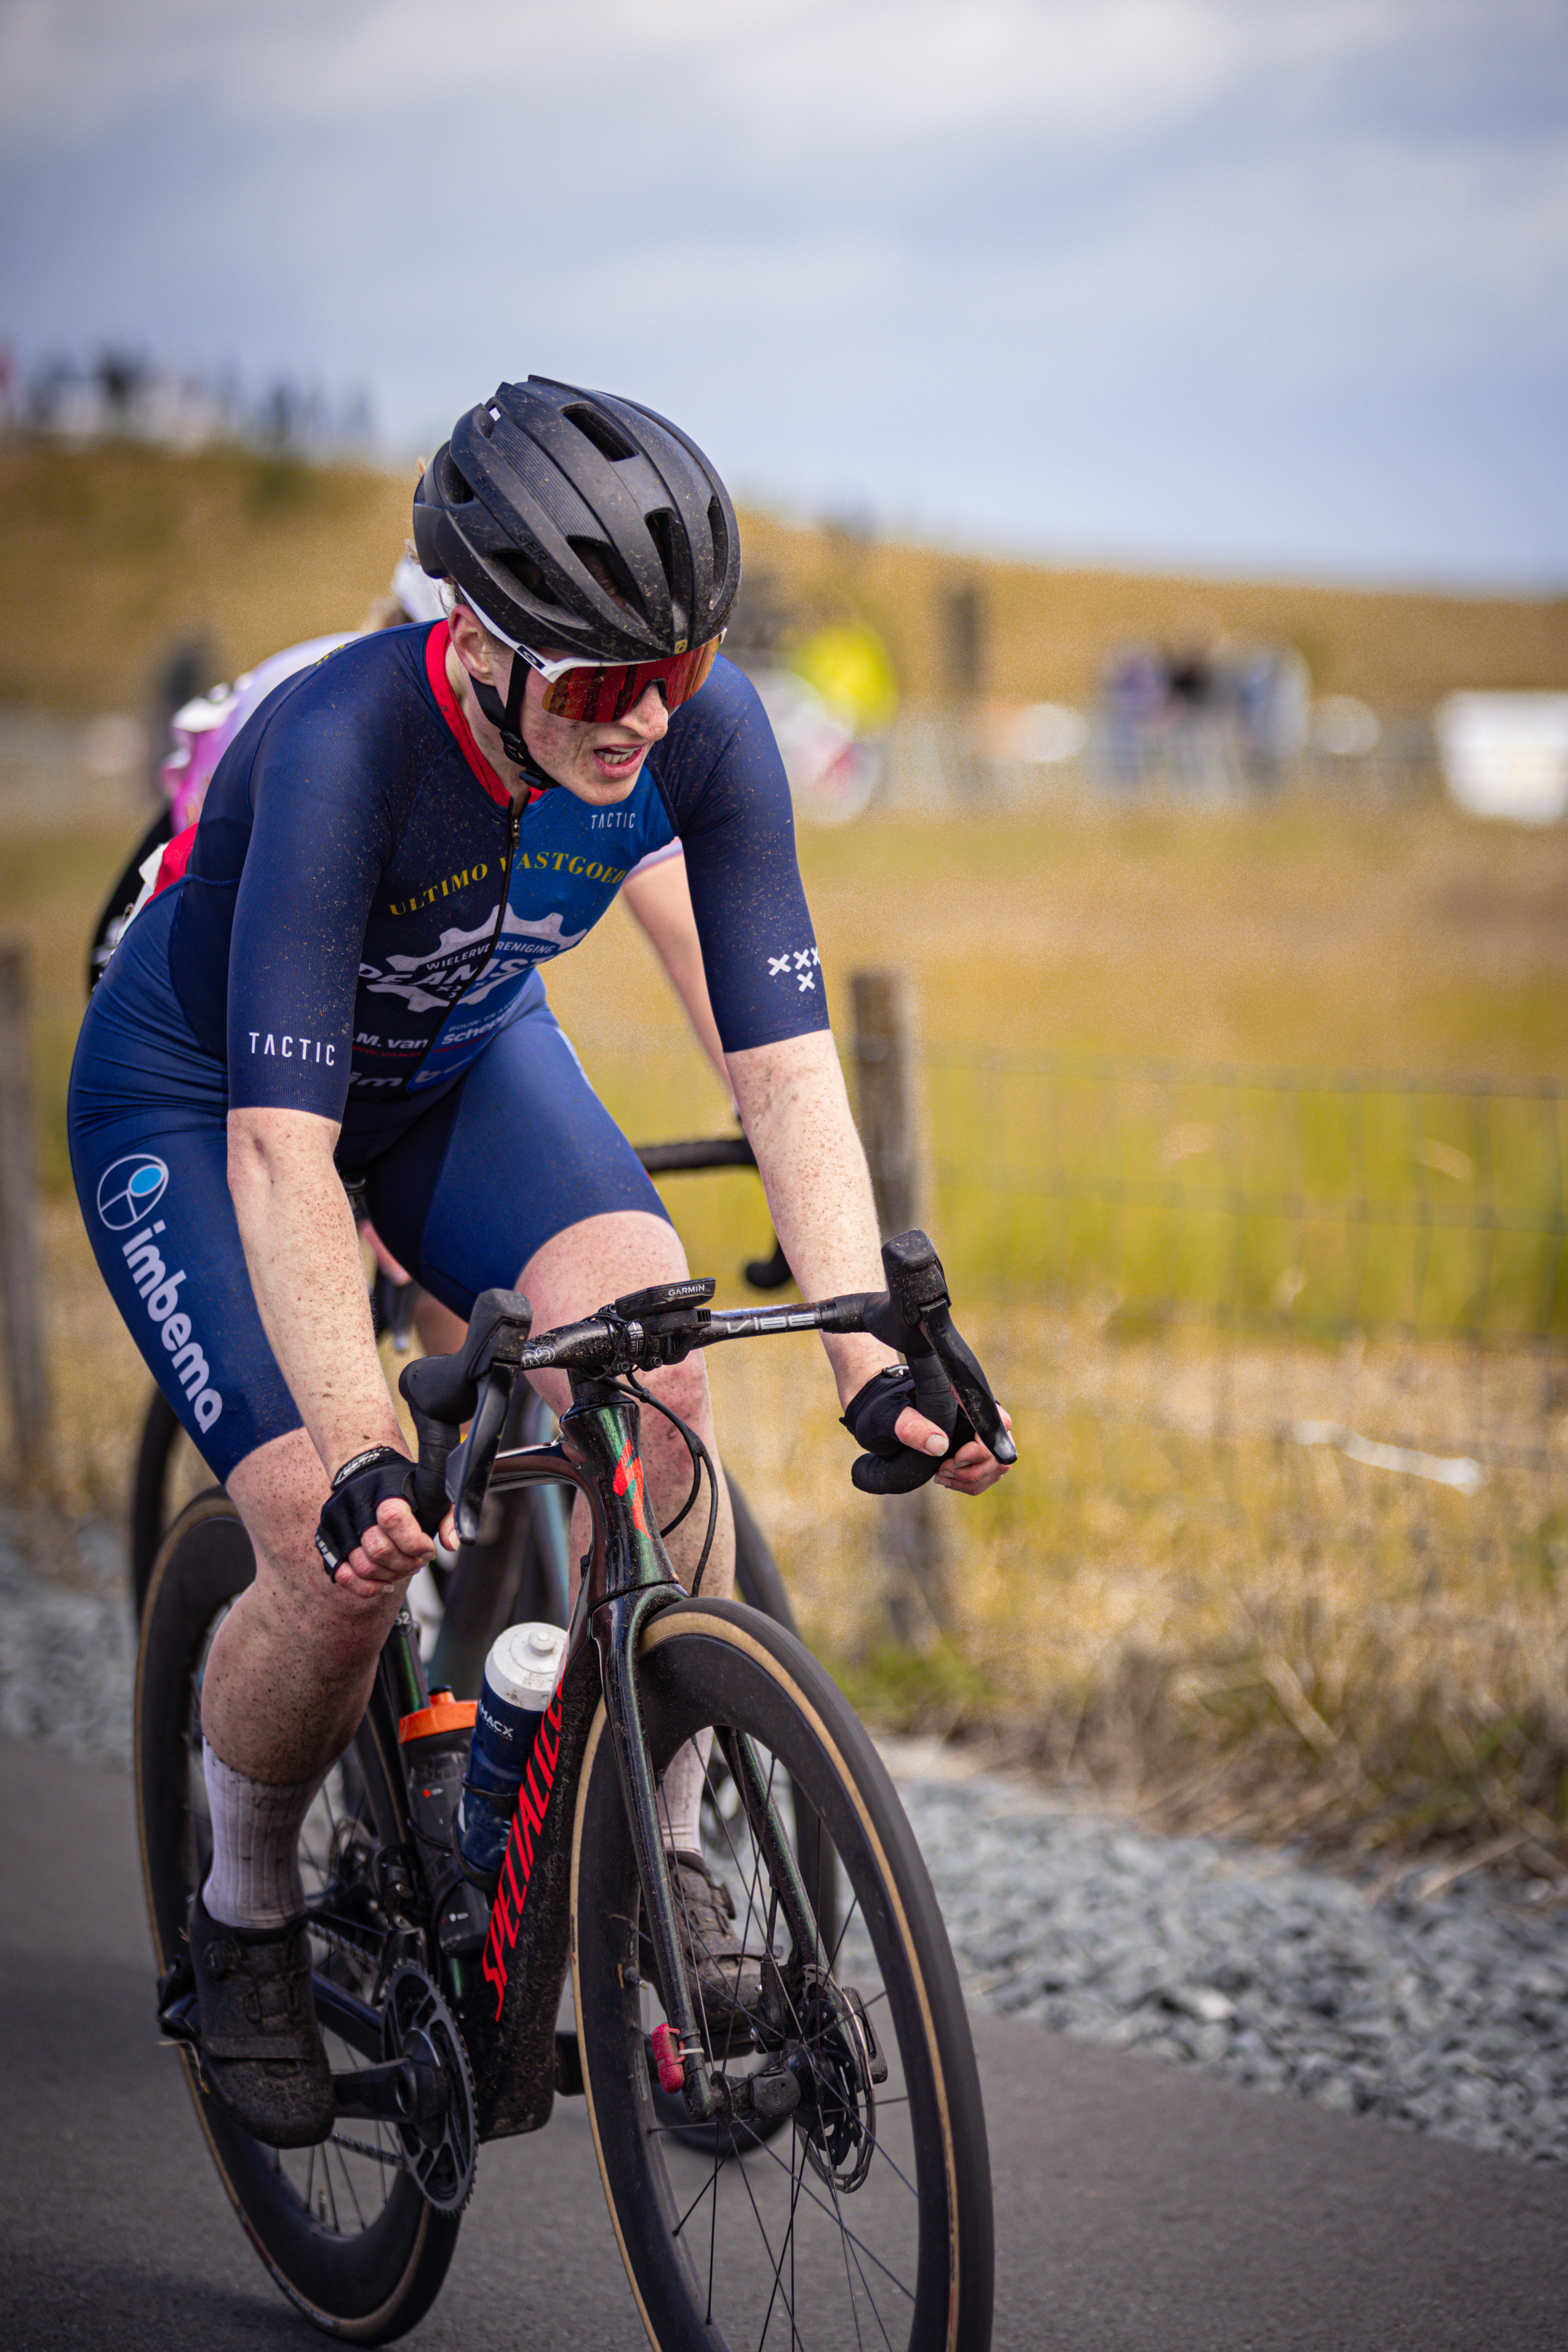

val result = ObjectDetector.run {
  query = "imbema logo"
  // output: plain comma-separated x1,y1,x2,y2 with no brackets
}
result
96,1152,169,1231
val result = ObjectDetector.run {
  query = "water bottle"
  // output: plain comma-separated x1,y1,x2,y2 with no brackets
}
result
456,1621,568,1882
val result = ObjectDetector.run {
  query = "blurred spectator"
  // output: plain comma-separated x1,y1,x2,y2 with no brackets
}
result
1099,636,1308,796
2,341,376,457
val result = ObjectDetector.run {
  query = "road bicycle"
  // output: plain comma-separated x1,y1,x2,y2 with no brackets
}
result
125,1132,796,1654
136,1228,1011,2345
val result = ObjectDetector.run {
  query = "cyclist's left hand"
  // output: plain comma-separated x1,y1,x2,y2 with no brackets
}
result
317,1446,457,1595
331,1494,452,1599
896,1403,1014,1496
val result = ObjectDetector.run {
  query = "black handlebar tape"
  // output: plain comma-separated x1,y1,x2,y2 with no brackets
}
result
852,1446,939,1494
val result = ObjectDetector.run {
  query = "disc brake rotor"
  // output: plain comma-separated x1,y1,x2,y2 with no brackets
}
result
796,1980,880,2194
379,1962,479,2215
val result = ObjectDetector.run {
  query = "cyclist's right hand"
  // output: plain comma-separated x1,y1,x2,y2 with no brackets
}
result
840,1366,1014,1497
314,1443,449,1592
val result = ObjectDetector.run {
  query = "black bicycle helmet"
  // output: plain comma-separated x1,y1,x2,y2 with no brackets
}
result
413,377,739,664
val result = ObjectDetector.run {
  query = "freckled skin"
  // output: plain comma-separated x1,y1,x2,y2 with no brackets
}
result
201,615,1010,1787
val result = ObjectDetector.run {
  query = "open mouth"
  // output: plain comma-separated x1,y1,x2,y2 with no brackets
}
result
591,742,646,779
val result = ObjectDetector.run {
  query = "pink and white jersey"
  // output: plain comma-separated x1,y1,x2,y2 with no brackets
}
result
161,634,357,831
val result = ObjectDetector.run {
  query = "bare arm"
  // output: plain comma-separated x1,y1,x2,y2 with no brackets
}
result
621,851,728,1087
727,1030,1009,1494
227,1105,446,1588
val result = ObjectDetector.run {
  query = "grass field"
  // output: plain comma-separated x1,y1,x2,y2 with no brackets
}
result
5,633,1568,1860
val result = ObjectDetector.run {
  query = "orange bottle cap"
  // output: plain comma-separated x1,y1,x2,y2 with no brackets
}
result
398,1695,478,1743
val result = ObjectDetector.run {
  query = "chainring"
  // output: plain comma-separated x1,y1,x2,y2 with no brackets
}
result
379,1961,479,2215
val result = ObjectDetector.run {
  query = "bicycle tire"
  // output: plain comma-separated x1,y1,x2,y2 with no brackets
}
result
571,1596,993,2351
645,1474,840,2160
136,1490,462,2343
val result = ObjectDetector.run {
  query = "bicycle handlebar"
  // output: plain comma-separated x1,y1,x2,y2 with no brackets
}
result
397,1229,1015,1545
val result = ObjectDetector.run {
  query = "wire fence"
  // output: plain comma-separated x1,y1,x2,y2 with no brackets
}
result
921,1047,1566,1461
573,1025,1568,1847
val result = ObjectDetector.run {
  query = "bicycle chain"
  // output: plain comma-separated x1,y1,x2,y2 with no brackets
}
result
329,2130,408,2169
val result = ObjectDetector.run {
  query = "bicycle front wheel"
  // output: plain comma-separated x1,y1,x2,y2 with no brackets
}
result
571,1598,993,2351
136,1490,462,2343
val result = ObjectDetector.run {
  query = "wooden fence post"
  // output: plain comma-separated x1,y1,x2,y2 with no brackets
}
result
0,944,52,1482
942,579,986,803
850,969,945,1644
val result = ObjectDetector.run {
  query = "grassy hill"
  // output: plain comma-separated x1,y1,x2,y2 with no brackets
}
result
1,436,1563,716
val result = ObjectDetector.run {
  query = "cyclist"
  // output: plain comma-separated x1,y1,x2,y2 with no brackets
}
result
70,376,1011,2147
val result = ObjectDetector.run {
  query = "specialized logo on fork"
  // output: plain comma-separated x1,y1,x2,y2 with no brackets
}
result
480,1686,564,2017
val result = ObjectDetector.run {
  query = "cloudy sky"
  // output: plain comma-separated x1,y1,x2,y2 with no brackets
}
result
2,0,1564,586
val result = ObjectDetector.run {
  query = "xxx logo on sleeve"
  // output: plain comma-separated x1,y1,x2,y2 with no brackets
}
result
96,1152,169,1231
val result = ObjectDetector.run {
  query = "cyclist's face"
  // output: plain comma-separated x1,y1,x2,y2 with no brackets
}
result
519,652,670,804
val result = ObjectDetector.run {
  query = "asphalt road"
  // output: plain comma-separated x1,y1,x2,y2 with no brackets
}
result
5,1734,1568,2350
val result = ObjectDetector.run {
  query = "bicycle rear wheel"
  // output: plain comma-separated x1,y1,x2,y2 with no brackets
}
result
129,1387,213,1617
136,1490,462,2343
571,1597,993,2351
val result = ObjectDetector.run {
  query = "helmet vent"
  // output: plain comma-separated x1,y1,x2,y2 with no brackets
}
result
563,403,636,463
495,550,553,605
437,448,475,503
707,496,729,585
568,539,635,612
644,509,677,595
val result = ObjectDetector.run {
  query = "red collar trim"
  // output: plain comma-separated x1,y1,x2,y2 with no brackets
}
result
424,621,511,809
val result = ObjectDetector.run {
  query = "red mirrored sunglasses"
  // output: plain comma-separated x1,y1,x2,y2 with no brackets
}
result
516,633,724,724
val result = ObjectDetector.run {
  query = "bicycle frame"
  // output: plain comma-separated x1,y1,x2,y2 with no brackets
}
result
362,1375,764,2143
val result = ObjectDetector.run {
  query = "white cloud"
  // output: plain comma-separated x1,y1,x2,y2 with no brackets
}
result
0,0,1561,575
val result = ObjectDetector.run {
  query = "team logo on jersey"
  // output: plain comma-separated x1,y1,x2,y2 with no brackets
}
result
767,946,822,994
359,907,588,1014
96,1152,169,1230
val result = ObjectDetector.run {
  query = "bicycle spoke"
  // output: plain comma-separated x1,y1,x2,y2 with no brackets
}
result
715,2107,920,2306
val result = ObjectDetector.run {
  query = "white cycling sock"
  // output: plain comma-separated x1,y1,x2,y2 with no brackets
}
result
658,1730,715,1859
201,1741,328,1933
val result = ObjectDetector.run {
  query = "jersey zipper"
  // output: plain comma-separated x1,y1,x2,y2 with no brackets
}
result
401,804,520,1094
462,802,521,1004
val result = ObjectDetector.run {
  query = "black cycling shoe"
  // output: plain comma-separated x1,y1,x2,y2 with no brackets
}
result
187,1888,336,2148
653,1850,765,2049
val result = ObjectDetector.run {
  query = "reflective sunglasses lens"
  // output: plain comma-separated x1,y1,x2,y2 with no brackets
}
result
535,638,721,724
538,666,608,721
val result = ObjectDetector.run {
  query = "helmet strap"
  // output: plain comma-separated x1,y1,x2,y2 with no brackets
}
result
471,657,560,793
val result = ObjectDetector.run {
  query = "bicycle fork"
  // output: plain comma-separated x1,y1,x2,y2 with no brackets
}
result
416,1382,817,2137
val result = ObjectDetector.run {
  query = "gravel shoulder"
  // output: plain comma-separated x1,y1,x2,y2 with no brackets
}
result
7,1518,1566,2170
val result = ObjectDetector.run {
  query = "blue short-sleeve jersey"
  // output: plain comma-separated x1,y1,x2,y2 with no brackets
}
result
158,622,827,1152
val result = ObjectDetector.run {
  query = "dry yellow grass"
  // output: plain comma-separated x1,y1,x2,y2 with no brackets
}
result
5,585,1568,1857
3,437,1565,717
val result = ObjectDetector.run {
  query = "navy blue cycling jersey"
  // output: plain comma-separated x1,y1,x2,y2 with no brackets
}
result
148,622,826,1152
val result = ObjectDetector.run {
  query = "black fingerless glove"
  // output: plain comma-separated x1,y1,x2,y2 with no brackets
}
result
314,1444,417,1579
840,1367,975,1496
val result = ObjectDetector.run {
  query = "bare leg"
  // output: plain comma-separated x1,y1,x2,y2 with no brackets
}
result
202,1427,408,1784
514,1208,735,1610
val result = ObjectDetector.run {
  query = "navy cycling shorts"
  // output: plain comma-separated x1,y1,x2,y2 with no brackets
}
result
68,895,668,1483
